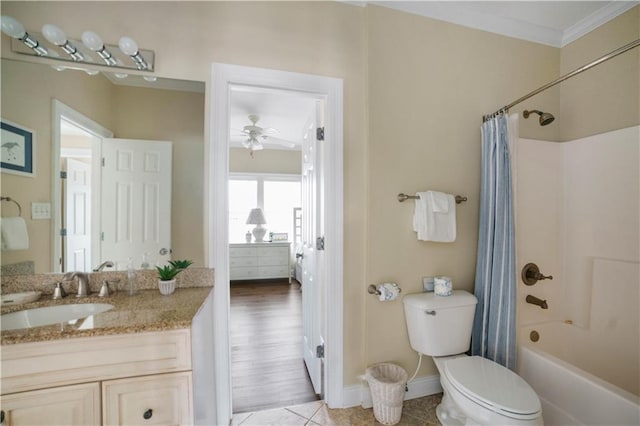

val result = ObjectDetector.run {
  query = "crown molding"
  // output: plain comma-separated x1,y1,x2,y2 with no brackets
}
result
562,1,639,47
346,1,639,48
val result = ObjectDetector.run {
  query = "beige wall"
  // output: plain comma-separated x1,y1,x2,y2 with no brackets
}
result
365,5,560,378
559,6,640,141
2,1,636,390
229,148,301,174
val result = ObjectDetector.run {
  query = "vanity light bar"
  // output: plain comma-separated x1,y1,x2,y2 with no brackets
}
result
0,16,48,56
1,16,156,74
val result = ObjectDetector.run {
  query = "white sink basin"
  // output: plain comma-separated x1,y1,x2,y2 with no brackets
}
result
1,303,114,331
2,291,42,306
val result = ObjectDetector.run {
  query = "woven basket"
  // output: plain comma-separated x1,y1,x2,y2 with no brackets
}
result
365,363,408,425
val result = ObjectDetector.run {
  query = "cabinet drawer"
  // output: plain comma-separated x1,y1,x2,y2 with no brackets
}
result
230,256,258,267
230,247,258,257
102,372,193,426
258,255,289,267
2,382,100,426
257,246,289,257
1,330,191,394
258,265,290,278
230,267,258,280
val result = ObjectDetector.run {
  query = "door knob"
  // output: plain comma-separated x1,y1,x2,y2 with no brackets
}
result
159,248,171,255
296,253,304,259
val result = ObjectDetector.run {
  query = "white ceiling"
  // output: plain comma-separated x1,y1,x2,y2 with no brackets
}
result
230,1,638,151
229,87,316,151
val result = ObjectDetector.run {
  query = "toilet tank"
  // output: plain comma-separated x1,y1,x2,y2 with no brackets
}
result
402,290,478,356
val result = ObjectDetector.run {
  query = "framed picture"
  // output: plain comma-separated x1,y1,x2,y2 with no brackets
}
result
271,232,289,242
1,119,35,177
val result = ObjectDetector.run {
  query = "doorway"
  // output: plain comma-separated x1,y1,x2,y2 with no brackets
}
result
52,100,113,273
209,63,344,425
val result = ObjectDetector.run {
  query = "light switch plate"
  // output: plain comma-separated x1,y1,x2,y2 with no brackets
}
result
31,202,51,219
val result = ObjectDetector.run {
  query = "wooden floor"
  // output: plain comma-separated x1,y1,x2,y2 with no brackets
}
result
230,280,319,414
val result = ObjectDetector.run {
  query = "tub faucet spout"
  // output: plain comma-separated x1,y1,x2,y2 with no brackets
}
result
526,294,548,309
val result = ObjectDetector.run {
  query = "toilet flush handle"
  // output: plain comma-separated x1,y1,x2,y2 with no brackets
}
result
425,310,436,316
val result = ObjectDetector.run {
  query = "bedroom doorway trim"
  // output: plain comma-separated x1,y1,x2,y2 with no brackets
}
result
208,63,344,425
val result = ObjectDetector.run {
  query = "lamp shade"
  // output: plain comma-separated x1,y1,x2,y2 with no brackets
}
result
246,208,266,225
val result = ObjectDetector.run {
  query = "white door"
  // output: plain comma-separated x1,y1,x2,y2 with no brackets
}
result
101,138,172,270
301,102,325,395
64,158,92,272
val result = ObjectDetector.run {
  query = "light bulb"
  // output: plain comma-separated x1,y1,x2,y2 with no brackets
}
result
1,16,26,39
41,24,67,45
114,72,128,79
143,75,157,82
118,36,138,55
85,69,100,76
81,31,103,51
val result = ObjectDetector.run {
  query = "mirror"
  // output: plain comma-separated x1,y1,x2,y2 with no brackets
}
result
1,58,205,275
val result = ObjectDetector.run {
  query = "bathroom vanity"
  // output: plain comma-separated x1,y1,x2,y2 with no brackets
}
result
0,269,215,425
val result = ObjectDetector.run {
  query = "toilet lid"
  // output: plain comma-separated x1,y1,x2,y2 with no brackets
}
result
444,356,541,420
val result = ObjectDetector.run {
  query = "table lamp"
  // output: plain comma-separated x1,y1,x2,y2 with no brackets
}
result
246,208,267,242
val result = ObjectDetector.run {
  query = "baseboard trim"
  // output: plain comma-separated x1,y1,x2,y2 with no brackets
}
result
341,374,442,408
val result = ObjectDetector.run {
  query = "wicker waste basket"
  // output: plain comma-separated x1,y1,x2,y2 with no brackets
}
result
364,363,408,425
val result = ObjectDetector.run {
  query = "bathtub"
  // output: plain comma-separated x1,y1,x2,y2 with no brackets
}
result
518,322,639,426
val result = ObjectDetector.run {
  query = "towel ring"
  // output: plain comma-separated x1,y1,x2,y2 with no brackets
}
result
1,197,22,216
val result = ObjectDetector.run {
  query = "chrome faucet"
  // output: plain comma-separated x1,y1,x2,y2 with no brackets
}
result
526,294,548,309
93,260,114,272
63,272,90,298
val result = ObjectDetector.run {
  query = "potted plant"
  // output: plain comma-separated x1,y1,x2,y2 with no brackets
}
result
156,260,193,295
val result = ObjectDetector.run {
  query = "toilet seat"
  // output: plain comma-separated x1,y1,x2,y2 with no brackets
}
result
444,356,541,421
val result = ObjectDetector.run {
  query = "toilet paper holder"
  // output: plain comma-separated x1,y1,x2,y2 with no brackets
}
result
367,284,402,296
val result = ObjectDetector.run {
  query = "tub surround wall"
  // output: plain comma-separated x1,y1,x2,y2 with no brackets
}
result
516,127,640,397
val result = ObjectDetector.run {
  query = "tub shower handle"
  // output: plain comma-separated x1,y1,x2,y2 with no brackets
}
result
522,263,553,285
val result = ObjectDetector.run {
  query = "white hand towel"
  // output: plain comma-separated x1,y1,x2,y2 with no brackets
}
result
413,192,429,240
1,217,29,250
413,191,457,242
428,191,449,213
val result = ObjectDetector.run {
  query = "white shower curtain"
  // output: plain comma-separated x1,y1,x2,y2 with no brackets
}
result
471,113,518,370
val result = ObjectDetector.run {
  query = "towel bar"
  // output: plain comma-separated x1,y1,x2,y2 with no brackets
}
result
398,193,467,204
1,197,22,216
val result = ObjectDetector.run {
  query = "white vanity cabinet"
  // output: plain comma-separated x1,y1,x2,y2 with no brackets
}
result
1,290,215,426
230,242,291,282
102,372,193,425
0,382,100,425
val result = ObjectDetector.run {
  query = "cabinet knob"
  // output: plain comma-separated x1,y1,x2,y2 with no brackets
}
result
143,409,153,420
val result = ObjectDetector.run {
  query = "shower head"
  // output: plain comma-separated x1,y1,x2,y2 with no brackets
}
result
523,109,555,126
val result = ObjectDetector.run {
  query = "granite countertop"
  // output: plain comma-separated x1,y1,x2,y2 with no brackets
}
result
1,268,214,346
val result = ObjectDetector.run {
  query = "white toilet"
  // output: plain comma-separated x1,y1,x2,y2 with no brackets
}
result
403,290,542,426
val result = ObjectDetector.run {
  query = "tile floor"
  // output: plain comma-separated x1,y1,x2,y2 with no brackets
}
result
232,393,443,425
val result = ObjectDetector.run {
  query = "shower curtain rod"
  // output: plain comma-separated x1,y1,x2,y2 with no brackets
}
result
483,38,640,122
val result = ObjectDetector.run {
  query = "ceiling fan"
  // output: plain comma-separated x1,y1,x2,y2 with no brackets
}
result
234,114,297,157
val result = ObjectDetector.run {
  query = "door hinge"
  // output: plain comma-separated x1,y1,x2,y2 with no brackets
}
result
60,171,67,179
60,228,67,236
316,127,325,141
316,344,325,359
316,236,325,251
101,157,105,167
101,232,104,241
